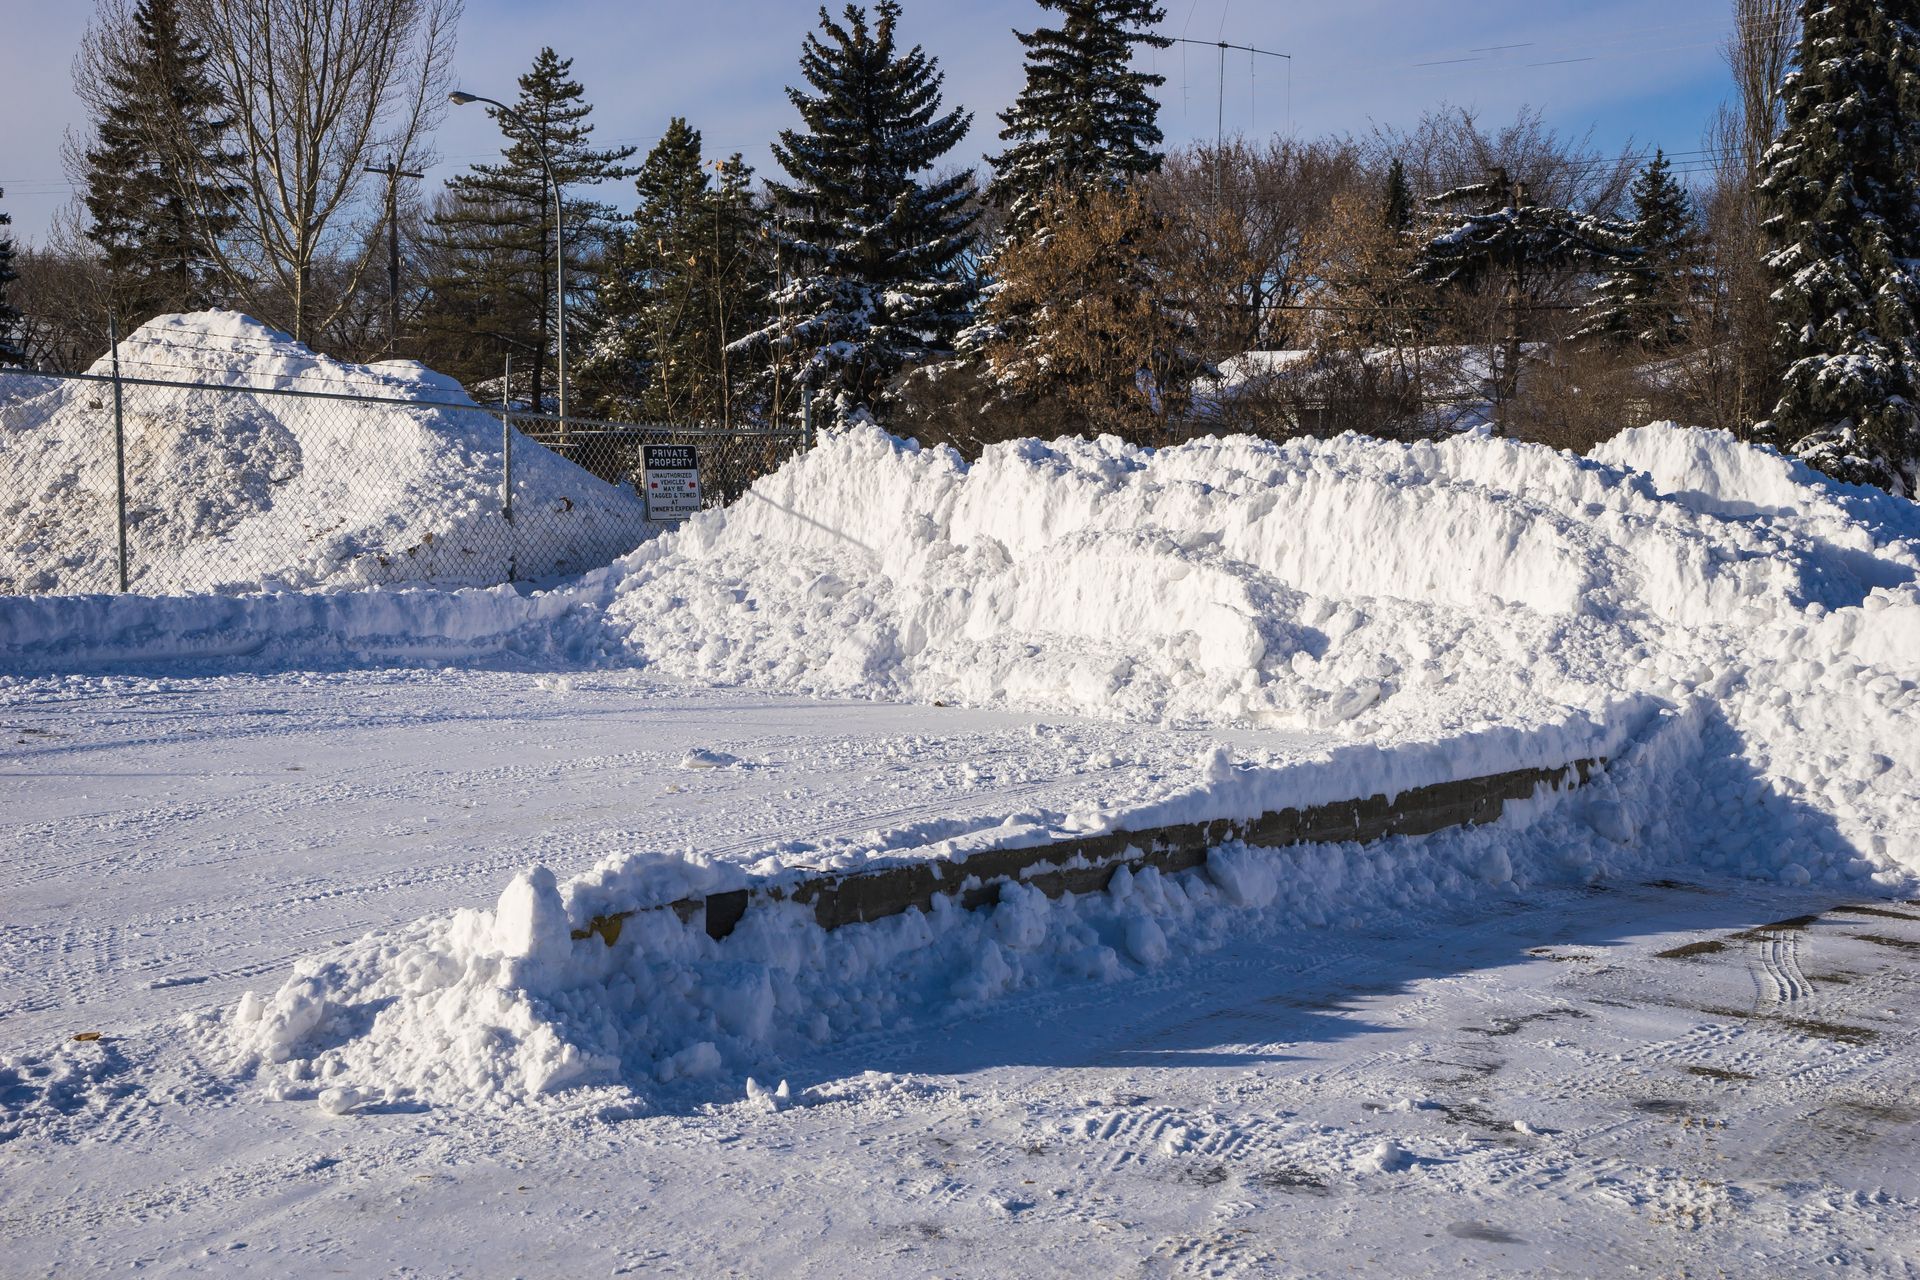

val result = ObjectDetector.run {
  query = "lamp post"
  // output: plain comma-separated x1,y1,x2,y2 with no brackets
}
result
449,90,568,422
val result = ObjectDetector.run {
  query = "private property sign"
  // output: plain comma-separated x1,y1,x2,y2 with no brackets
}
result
642,445,701,522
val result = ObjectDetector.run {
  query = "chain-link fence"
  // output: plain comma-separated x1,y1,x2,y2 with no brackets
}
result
0,367,807,597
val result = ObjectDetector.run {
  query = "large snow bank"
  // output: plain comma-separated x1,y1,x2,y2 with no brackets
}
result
191,420,1920,1112
0,312,651,593
603,424,1919,739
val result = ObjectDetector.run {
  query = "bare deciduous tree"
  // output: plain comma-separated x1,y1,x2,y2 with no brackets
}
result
1685,0,1800,434
5,202,119,370
1367,106,1639,224
1725,0,1800,177
166,0,460,341
1146,139,1361,360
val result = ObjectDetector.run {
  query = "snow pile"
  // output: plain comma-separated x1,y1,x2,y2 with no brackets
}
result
98,417,1920,1107
604,424,1919,742
220,695,1772,1113
0,312,651,593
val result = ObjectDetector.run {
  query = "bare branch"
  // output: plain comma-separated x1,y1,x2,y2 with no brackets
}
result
156,0,462,340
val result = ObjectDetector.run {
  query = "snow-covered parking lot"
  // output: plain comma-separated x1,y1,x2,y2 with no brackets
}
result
1,668,1916,1275
0,669,1357,1047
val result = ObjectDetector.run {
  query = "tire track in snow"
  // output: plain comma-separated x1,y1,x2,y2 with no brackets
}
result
1749,930,1812,1005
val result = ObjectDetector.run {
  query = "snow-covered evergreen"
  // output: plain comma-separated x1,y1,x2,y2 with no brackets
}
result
1577,150,1698,352
739,1,976,425
1416,168,1635,403
1758,0,1920,495
1417,171,1637,294
986,0,1172,241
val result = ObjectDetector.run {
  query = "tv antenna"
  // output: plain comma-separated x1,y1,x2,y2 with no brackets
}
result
1169,36,1292,212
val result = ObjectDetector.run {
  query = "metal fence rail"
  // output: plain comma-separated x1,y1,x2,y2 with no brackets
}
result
0,366,807,597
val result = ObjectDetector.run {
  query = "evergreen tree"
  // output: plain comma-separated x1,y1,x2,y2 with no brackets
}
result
986,0,1172,240
1578,150,1698,351
1382,157,1414,234
583,120,769,425
0,190,22,365
586,120,705,415
419,48,638,408
1758,0,1920,494
413,188,539,395
740,2,977,424
80,0,236,322
1416,168,1635,407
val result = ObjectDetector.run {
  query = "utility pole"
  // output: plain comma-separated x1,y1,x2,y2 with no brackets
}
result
364,157,424,356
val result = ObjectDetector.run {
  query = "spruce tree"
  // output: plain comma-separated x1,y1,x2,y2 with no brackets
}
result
987,0,1171,240
1382,158,1414,234
1758,0,1920,494
586,120,705,416
419,48,638,408
1416,168,1635,407
741,2,977,424
584,120,769,425
1578,150,1698,351
0,190,22,366
80,0,236,322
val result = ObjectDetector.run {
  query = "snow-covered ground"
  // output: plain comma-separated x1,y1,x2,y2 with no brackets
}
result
4,400,1920,1273
0,669,1351,1049
0,313,653,593
3,669,1918,1275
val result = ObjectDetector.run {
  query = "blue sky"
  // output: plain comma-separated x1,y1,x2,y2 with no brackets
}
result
0,0,1739,245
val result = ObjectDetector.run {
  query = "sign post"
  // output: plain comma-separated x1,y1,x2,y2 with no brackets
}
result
642,444,701,522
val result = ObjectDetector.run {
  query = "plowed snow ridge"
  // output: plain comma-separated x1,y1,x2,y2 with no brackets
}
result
4,324,1918,1112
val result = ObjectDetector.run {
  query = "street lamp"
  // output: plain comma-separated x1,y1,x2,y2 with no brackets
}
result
449,89,568,422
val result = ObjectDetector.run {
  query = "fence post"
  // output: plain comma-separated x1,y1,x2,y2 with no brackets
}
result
108,315,130,593
501,353,516,584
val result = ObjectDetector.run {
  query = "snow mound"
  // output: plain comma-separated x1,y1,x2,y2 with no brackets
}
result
0,312,651,593
602,424,1920,740
212,421,1920,1112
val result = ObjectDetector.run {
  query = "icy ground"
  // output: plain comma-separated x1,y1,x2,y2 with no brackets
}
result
2,670,1918,1276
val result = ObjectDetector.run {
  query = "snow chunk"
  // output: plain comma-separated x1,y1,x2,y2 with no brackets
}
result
1358,1140,1414,1175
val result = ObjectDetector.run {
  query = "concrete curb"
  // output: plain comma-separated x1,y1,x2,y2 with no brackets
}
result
576,758,1605,947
